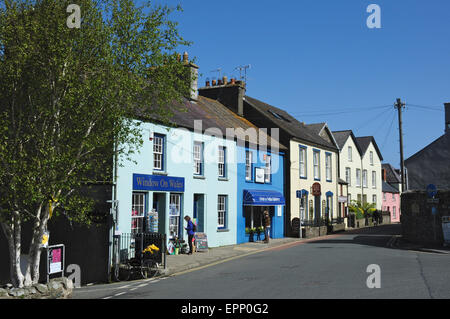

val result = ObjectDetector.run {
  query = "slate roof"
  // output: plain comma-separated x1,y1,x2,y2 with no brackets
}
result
332,130,363,155
405,133,450,190
382,181,400,194
305,123,326,135
355,136,383,161
243,96,338,151
382,163,401,184
137,95,287,151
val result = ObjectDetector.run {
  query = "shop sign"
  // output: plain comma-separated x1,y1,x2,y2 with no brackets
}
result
312,183,321,196
133,174,185,192
338,196,348,203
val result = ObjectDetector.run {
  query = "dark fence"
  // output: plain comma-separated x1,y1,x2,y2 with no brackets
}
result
117,232,166,267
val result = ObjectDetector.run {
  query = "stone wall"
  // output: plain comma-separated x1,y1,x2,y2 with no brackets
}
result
0,277,73,299
401,190,450,245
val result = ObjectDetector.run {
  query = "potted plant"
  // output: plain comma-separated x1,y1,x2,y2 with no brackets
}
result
246,227,256,242
256,226,264,241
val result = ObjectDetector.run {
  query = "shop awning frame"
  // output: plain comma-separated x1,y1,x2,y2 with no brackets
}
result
243,189,286,206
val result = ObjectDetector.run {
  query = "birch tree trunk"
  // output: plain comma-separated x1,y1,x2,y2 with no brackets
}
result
1,212,25,288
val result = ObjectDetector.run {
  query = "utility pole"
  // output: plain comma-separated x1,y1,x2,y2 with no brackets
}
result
395,98,406,192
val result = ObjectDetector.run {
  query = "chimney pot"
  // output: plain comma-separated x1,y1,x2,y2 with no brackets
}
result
230,78,236,85
218,79,223,85
205,80,210,87
212,79,217,86
183,51,188,63
223,76,228,85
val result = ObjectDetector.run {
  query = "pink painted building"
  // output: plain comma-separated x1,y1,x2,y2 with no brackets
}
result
382,182,401,222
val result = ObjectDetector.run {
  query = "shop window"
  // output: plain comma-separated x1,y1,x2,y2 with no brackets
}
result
131,192,146,234
244,206,263,229
169,194,181,239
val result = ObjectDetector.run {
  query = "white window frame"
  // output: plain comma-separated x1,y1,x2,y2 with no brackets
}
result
348,146,352,162
370,151,374,165
193,142,203,175
131,192,146,234
313,150,320,180
245,151,252,181
345,167,351,186
218,146,226,177
372,171,377,188
393,206,397,219
299,147,307,178
356,169,361,187
153,135,164,171
264,155,271,183
218,195,227,229
325,153,332,182
362,169,368,188
169,194,181,239
372,194,377,204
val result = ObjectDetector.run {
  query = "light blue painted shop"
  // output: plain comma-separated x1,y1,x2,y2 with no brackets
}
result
115,120,237,248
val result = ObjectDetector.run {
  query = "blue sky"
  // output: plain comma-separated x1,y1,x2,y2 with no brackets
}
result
156,0,450,169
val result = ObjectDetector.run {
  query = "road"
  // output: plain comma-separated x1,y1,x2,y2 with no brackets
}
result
73,224,450,299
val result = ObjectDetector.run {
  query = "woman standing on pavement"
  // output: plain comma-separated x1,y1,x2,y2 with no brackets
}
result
184,215,195,254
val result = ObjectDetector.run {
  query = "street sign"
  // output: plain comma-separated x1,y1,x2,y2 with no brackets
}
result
426,184,437,198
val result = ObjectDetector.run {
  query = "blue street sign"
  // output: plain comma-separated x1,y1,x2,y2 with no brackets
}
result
426,184,437,198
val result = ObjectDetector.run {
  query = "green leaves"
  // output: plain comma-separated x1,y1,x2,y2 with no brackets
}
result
0,0,191,224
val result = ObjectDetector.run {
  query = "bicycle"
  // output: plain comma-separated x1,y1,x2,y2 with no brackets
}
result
115,245,160,281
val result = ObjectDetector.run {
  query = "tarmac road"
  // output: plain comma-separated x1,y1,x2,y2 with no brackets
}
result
73,224,450,299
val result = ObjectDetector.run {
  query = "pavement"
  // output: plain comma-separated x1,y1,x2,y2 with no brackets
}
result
389,235,450,254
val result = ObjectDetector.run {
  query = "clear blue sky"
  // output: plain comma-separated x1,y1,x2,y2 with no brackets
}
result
156,0,450,168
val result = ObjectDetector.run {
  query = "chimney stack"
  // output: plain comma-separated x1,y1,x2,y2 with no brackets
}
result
445,103,450,134
198,79,246,116
182,51,198,101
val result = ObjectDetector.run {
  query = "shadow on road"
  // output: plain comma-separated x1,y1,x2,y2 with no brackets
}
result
306,224,402,250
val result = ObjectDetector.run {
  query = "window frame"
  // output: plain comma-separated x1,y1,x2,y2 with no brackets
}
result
362,169,368,188
325,152,332,182
193,141,203,176
217,195,227,229
356,169,361,187
218,146,226,178
153,134,165,171
264,154,272,183
245,150,253,181
131,192,146,234
313,149,321,181
299,146,307,179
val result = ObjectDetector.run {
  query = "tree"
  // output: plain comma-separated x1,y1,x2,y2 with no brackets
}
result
348,200,376,220
0,0,191,288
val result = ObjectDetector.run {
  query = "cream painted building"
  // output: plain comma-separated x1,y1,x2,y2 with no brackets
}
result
333,131,383,213
291,123,340,233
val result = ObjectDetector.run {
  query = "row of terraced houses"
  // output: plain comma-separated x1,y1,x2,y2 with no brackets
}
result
112,55,402,249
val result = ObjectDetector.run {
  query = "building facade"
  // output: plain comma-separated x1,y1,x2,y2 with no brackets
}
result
115,118,238,248
333,131,383,212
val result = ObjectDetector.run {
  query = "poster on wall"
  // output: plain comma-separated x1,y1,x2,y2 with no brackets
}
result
194,233,208,252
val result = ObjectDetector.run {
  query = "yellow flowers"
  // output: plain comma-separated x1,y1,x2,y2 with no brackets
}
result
143,244,160,254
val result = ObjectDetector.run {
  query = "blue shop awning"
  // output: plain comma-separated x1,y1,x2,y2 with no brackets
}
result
243,190,286,206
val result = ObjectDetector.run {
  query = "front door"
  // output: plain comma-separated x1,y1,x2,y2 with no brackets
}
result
314,195,321,225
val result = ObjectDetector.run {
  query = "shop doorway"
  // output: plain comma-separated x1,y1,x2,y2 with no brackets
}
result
193,194,205,233
152,193,166,234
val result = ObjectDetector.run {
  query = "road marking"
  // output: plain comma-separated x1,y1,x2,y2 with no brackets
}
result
102,296,113,299
114,292,126,297
129,288,138,291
